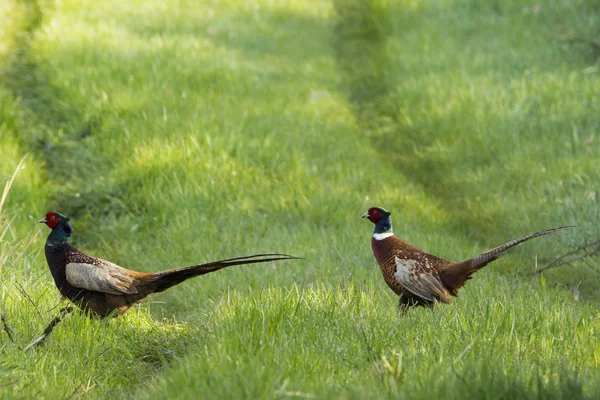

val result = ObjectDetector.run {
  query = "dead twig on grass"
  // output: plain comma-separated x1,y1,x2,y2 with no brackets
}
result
559,30,600,59
535,192,600,275
24,306,73,351
562,34,600,52
1,313,15,342
536,240,600,274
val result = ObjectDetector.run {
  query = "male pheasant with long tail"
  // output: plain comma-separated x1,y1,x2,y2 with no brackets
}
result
362,207,569,312
39,212,298,317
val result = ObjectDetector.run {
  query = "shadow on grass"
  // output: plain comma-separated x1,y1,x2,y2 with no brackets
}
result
0,0,129,220
1,0,337,225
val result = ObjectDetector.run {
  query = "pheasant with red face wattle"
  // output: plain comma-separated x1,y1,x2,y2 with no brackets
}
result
362,207,569,312
39,212,298,317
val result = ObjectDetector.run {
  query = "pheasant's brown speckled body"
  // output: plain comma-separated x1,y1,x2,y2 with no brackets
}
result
40,212,297,317
363,207,569,312
371,235,453,310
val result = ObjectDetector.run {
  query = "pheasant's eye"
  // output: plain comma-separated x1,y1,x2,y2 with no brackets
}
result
50,215,56,220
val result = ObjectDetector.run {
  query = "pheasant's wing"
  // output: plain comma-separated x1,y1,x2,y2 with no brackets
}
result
65,258,140,295
393,256,450,303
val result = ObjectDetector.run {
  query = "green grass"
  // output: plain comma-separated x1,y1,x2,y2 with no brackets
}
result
1,0,599,398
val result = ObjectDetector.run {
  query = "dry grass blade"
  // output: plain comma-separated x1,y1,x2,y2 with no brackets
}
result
0,154,28,218
436,340,475,384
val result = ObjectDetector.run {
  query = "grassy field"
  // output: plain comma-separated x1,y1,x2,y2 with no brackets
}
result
1,0,599,398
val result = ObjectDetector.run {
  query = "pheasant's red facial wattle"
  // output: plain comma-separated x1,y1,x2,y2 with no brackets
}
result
45,212,60,229
368,208,382,223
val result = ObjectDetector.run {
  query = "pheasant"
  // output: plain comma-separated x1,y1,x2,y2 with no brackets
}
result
362,207,569,311
39,211,298,317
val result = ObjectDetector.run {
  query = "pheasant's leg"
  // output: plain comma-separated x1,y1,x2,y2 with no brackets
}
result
398,295,419,314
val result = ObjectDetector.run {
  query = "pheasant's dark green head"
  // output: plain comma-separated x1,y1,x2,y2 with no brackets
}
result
39,212,73,244
361,207,393,235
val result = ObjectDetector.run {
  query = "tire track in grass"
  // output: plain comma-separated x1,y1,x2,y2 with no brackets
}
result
1,0,130,221
332,0,513,241
1,6,195,382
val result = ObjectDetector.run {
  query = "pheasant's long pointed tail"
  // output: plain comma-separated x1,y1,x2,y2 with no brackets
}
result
469,226,573,270
148,253,300,293
440,226,573,294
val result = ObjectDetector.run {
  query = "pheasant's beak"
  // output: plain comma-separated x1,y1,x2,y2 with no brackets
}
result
361,212,369,219
38,217,47,224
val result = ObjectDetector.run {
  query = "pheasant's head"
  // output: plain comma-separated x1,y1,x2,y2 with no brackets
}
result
361,207,393,236
39,212,73,244
361,207,390,223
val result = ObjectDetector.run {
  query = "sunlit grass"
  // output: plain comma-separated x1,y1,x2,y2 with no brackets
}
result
1,0,599,398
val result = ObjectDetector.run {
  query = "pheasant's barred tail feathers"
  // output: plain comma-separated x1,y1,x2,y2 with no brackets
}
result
440,226,572,294
470,226,573,270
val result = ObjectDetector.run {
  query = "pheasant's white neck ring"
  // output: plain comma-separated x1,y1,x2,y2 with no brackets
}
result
373,232,393,240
